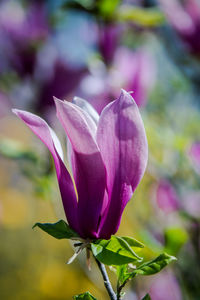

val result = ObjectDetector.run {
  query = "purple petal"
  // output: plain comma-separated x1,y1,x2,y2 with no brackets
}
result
72,96,99,125
12,109,79,233
54,98,106,238
97,90,148,238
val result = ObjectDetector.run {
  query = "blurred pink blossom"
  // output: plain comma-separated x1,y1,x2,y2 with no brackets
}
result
188,141,200,173
149,270,182,300
81,47,156,113
111,47,156,107
156,180,180,214
0,1,48,42
0,1,48,77
159,0,200,54
182,191,200,219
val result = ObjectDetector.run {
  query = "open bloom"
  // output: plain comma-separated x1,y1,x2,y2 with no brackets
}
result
13,90,148,239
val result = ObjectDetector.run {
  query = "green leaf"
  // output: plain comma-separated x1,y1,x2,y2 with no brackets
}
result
73,291,97,299
133,253,176,276
116,264,132,286
164,227,188,255
91,236,143,265
116,6,165,27
33,220,79,239
121,236,144,248
142,294,151,300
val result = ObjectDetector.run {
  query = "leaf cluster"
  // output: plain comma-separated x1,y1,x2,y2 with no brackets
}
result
33,220,176,299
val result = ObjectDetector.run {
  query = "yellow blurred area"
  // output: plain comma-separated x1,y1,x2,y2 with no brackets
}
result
0,115,32,144
1,189,30,228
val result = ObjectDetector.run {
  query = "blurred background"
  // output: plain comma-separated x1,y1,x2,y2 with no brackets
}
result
0,0,200,299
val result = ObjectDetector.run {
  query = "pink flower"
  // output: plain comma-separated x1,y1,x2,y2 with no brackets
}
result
13,90,148,239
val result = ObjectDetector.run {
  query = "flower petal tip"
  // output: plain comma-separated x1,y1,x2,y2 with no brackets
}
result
119,88,136,105
53,96,62,105
12,108,20,115
12,108,29,119
53,97,66,116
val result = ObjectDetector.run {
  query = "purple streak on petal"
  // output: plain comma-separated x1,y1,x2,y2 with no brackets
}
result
156,180,180,214
54,98,106,238
72,96,99,125
97,90,148,238
12,109,79,233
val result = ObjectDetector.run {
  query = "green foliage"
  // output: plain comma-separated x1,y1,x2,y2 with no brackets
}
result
116,253,176,288
73,291,97,299
141,294,151,300
91,236,143,265
116,264,131,287
121,236,144,248
33,220,79,239
116,6,165,27
133,253,176,276
164,227,188,256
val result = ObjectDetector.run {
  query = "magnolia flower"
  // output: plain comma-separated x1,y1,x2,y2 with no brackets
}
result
13,90,148,239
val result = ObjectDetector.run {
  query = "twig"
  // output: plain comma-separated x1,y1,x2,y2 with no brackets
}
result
117,278,131,300
95,258,117,300
117,273,136,299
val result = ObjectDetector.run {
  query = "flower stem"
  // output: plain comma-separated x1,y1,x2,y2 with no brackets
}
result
95,258,117,300
117,280,128,300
